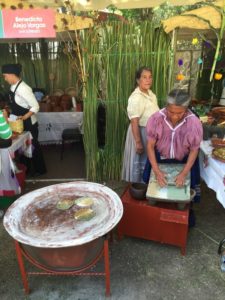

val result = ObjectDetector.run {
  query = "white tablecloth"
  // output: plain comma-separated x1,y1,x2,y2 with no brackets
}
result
0,132,32,196
199,140,225,208
37,112,83,144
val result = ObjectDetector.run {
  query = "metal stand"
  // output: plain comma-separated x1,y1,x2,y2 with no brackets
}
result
14,238,111,297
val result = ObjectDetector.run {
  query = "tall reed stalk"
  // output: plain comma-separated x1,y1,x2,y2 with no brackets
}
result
81,21,171,181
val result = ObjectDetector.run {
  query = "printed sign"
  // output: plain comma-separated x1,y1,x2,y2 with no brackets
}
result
0,9,56,38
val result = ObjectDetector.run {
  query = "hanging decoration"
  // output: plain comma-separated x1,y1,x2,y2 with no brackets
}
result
197,58,203,64
214,73,223,80
204,41,211,48
176,73,185,81
192,37,199,45
178,59,183,66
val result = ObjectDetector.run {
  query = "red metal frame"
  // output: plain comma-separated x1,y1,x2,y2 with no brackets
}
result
14,238,111,297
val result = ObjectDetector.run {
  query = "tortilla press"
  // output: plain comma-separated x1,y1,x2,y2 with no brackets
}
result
146,163,191,210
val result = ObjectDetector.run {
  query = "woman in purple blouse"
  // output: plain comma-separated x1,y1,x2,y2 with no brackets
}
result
144,89,203,202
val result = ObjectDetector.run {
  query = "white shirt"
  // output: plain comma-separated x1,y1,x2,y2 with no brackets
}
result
11,80,39,125
127,87,159,127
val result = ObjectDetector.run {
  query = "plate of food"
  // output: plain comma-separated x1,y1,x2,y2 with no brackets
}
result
211,137,225,148
212,147,225,163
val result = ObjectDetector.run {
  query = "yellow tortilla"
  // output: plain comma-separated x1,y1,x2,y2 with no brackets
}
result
74,208,95,221
74,197,94,207
56,199,74,210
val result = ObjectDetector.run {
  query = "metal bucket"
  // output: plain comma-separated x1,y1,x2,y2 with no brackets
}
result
21,238,104,272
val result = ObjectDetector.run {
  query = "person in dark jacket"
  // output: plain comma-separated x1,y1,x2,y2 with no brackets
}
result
2,63,46,176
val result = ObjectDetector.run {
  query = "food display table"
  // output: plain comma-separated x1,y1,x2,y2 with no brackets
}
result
199,140,225,208
0,132,32,197
37,112,83,144
117,186,189,255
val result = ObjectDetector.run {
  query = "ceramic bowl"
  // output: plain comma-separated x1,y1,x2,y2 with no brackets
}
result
129,183,147,200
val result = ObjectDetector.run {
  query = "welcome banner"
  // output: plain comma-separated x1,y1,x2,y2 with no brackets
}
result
0,9,56,38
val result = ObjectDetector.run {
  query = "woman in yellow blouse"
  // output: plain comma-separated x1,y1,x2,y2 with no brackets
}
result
122,66,159,183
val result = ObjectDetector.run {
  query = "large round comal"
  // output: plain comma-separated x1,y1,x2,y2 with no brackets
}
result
3,181,123,271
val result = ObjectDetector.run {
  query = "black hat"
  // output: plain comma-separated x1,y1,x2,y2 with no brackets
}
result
2,64,22,76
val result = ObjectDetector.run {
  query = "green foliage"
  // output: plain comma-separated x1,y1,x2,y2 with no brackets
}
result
152,2,202,25
81,21,171,181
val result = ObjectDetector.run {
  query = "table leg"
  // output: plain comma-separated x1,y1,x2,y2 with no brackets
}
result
104,239,110,297
15,241,30,294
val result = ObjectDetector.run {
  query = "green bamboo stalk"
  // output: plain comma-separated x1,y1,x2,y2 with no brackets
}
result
81,20,171,181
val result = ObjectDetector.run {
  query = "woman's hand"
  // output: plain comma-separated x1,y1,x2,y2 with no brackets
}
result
136,140,144,154
174,172,186,187
17,111,33,121
155,169,167,187
130,118,143,154
17,115,26,121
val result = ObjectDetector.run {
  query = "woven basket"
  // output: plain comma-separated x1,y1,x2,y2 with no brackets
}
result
9,119,24,134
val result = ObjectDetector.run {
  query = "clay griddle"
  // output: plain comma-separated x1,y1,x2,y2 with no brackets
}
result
3,182,123,248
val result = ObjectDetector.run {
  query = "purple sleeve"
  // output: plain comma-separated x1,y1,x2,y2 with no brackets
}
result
187,117,203,149
146,112,160,141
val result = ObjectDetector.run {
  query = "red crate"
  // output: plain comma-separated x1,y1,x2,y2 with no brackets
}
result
117,186,189,255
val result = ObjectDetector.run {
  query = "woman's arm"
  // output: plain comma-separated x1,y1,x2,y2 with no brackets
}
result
175,148,199,187
130,117,143,154
18,111,34,121
17,83,39,120
147,139,167,187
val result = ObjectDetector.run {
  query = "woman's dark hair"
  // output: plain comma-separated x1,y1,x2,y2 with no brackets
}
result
134,66,152,88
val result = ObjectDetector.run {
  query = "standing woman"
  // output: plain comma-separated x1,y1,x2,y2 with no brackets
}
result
122,66,159,183
2,63,46,176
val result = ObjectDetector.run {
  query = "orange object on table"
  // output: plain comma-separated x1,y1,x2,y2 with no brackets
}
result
117,185,190,255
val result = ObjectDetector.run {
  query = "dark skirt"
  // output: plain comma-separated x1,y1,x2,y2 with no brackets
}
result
20,123,47,175
143,150,201,202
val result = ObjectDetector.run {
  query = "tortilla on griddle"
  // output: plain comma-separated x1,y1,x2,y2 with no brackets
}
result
56,199,74,210
74,197,94,207
74,208,95,221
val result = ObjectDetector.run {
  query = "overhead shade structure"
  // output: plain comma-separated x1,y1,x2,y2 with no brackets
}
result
1,0,212,10
162,0,223,33
55,13,93,32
